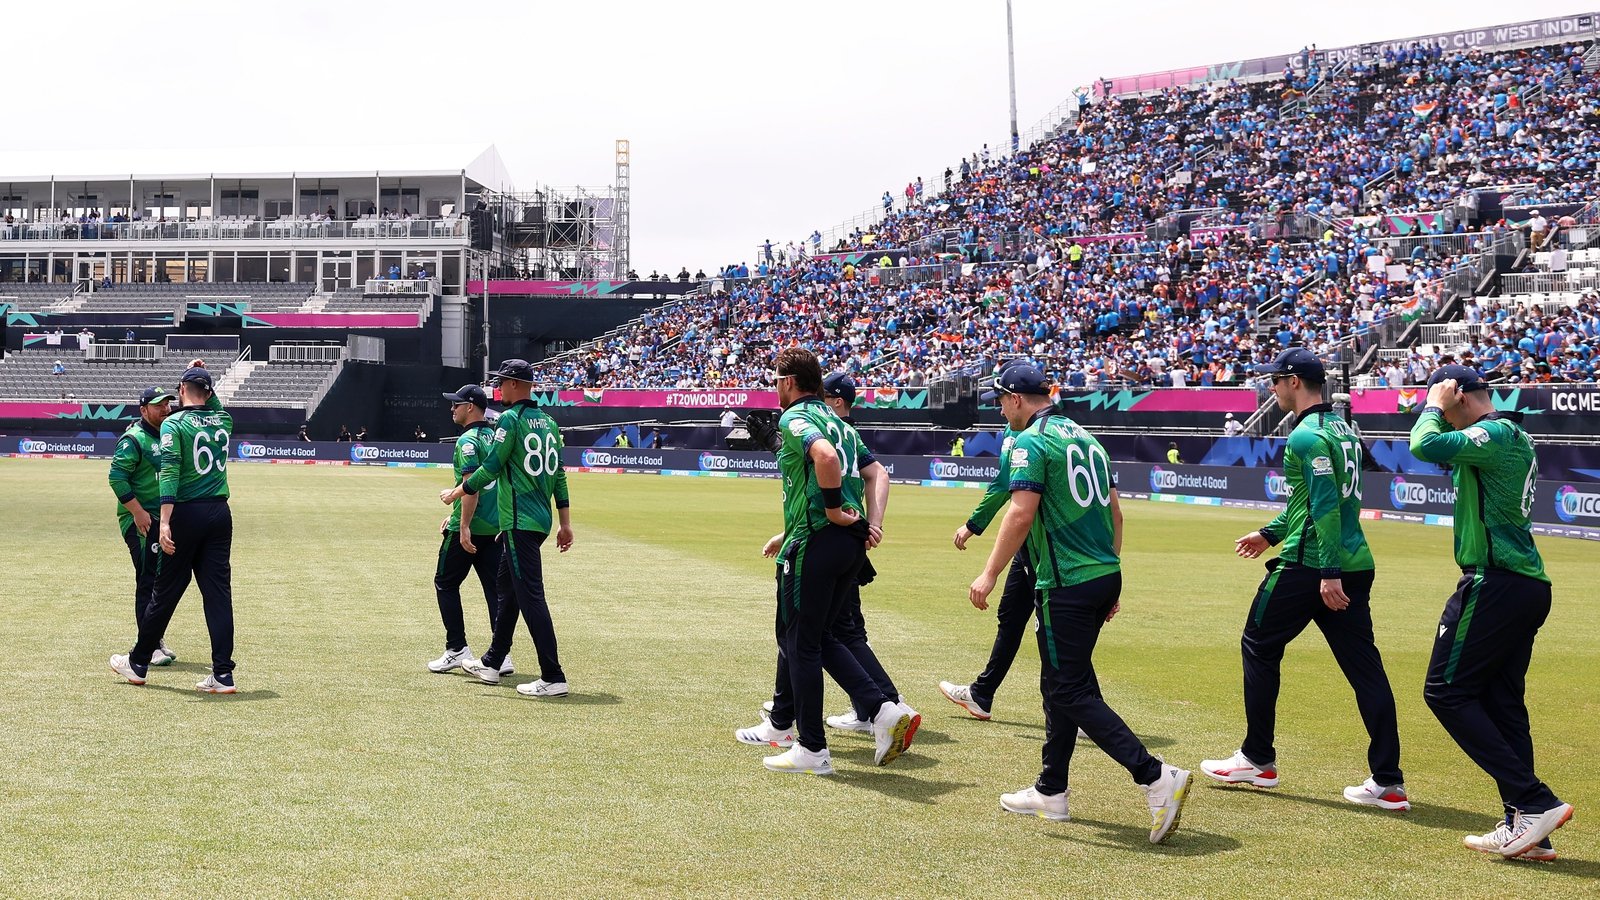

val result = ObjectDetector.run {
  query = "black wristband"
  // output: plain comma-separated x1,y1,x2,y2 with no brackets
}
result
821,486,844,509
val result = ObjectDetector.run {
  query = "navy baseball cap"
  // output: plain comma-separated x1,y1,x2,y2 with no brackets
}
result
179,366,213,390
822,372,857,406
444,384,489,408
491,358,535,385
1254,347,1325,380
981,363,1051,401
138,386,175,406
1427,364,1488,392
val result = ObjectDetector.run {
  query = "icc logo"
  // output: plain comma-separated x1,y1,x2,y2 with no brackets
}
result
235,442,267,459
1389,477,1428,509
350,444,380,462
929,458,960,479
580,450,613,467
1555,485,1600,523
1149,466,1178,492
1264,470,1289,500
18,439,48,454
698,452,729,471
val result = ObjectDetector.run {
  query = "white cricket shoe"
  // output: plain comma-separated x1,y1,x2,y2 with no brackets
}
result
1464,819,1557,862
1343,778,1411,811
762,745,833,775
938,681,992,720
759,699,774,722
1502,804,1574,859
1000,786,1071,822
428,646,473,673
516,679,568,698
195,673,237,694
150,643,176,667
1142,764,1194,844
871,700,912,766
736,720,796,748
108,653,146,685
1200,750,1278,787
461,659,501,685
499,654,515,676
826,709,873,733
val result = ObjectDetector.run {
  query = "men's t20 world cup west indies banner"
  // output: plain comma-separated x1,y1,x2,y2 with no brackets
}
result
530,388,931,410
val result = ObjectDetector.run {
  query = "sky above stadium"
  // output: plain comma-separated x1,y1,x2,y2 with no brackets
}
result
7,0,1595,274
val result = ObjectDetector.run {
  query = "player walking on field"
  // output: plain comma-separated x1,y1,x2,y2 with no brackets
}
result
1410,366,1572,861
426,383,511,676
110,361,238,693
967,364,1191,843
942,359,1039,721
737,349,911,775
442,360,572,698
107,386,178,667
1204,348,1409,811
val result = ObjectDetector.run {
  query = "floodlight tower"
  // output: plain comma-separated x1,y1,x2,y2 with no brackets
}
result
615,139,631,279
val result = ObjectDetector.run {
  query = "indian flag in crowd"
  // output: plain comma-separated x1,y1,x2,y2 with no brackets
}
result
1399,295,1424,321
1397,388,1419,413
583,388,605,404
867,387,900,408
1411,100,1438,119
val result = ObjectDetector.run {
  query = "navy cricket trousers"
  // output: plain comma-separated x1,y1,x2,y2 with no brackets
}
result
132,499,235,676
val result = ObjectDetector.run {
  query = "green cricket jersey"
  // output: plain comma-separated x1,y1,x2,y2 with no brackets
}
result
463,400,569,534
1259,404,1375,577
449,421,501,536
108,420,161,532
1007,412,1120,590
158,392,231,505
966,426,1020,535
1410,410,1547,582
777,396,866,557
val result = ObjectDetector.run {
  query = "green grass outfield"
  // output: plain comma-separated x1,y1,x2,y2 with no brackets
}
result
2,459,1596,898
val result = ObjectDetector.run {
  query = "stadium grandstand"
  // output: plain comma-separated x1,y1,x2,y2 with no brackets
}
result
530,23,1600,402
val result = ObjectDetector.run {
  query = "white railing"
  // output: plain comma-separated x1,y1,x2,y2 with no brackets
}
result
1501,269,1600,294
269,343,344,363
365,277,440,295
0,216,467,243
87,343,160,361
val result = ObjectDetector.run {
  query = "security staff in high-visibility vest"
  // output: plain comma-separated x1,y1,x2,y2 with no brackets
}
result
111,360,238,694
108,386,178,667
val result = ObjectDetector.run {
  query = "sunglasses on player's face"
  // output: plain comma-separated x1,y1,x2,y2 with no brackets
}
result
771,371,795,385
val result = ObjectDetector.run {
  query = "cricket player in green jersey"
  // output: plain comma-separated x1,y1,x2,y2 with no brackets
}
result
1205,348,1408,811
943,358,1038,720
968,364,1191,844
111,360,237,693
107,386,177,666
426,383,508,675
443,359,572,699
1411,365,1571,861
736,348,910,776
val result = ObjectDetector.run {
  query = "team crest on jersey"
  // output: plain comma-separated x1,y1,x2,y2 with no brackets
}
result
160,433,174,449
461,442,477,456
1462,426,1490,446
1009,448,1030,468
787,420,809,436
1001,436,1015,455
1311,455,1333,476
